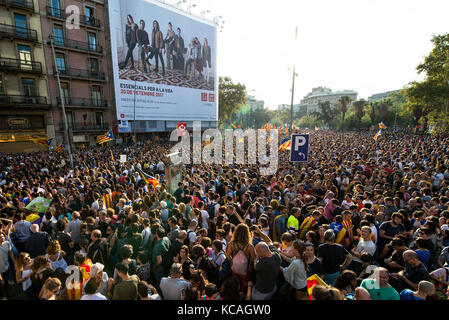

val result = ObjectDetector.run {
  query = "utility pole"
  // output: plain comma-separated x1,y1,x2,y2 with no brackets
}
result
290,27,298,131
50,37,73,168
133,79,137,146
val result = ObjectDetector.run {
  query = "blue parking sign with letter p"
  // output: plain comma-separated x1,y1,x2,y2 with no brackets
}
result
290,134,309,162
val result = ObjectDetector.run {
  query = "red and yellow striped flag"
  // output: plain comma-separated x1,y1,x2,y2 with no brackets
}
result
103,193,113,209
307,274,328,300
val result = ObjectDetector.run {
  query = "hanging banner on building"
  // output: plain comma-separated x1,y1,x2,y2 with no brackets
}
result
108,0,218,121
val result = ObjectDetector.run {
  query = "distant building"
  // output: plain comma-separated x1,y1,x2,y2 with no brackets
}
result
298,87,358,115
247,95,264,111
368,90,401,102
277,104,290,111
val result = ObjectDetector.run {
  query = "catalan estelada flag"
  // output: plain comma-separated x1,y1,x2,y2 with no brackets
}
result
103,193,113,209
379,122,387,129
278,138,291,151
136,166,161,188
342,219,353,242
373,129,382,141
307,274,328,300
330,222,347,245
96,129,114,144
32,137,53,146
55,142,65,153
298,216,317,240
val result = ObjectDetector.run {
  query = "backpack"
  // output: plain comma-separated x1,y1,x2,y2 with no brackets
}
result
429,267,449,300
206,202,216,219
231,245,249,276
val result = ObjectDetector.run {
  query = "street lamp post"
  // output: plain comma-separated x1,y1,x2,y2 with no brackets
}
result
290,27,298,131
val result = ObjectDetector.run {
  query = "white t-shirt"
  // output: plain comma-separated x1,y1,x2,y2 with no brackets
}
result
363,200,374,209
142,227,151,247
81,292,108,300
353,239,377,263
21,269,32,291
342,200,355,210
370,225,378,245
0,241,12,273
433,173,444,187
201,210,209,230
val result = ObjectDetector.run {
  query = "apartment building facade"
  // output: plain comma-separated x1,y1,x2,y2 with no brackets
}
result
38,0,115,147
0,0,53,153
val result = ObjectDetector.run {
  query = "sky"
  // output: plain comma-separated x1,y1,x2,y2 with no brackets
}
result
159,0,449,109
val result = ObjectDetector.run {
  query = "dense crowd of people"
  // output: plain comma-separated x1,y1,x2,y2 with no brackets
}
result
1,129,449,301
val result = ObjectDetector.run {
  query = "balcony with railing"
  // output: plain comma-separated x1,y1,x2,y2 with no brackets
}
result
0,95,49,108
57,97,108,109
0,57,42,73
50,36,103,54
47,6,101,28
0,23,38,42
54,66,105,81
59,123,109,132
0,0,35,12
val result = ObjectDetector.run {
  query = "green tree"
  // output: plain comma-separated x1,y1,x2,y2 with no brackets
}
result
311,101,338,128
218,76,247,128
403,33,449,132
352,99,367,128
368,102,376,126
377,101,391,123
337,95,352,129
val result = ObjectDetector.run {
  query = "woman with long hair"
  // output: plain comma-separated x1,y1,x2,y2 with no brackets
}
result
15,252,33,299
30,256,54,300
122,14,138,70
311,285,344,300
225,223,256,293
304,243,324,279
223,222,234,244
149,20,165,75
189,269,208,296
245,204,257,225
173,245,193,280
193,208,203,229
281,240,309,300
46,240,68,272
39,277,61,300
334,270,358,300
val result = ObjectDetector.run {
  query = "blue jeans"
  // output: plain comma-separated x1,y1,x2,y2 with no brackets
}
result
324,271,340,286
252,284,277,300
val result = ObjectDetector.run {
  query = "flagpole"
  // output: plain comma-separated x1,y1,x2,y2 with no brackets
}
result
50,38,73,168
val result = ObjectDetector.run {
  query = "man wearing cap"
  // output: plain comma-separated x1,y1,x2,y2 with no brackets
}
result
82,262,110,297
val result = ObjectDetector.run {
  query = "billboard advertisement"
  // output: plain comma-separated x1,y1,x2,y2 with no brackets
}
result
108,0,218,121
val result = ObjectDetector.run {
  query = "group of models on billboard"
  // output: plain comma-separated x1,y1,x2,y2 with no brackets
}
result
120,15,213,84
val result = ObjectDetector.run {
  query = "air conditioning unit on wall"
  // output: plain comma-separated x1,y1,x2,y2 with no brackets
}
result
25,97,36,104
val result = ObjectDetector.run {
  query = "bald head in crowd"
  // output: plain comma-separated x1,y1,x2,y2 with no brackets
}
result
30,224,39,233
255,242,271,257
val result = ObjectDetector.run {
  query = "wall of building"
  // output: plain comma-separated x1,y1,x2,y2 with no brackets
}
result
0,0,54,152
